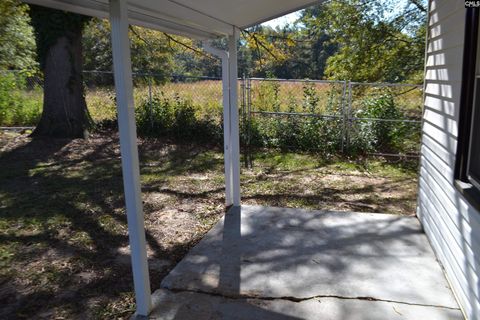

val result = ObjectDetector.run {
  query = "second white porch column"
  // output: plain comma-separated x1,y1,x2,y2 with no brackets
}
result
202,43,233,206
109,0,152,316
228,27,241,206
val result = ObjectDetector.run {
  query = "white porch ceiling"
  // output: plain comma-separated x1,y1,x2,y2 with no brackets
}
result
23,0,322,39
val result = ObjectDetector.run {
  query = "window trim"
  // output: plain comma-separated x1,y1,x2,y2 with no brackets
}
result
467,75,480,190
455,7,480,212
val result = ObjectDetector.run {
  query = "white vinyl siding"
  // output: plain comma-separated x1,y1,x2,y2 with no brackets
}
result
419,1,480,319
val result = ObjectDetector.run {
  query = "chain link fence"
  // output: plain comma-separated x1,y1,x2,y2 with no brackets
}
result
240,78,347,167
240,77,423,166
1,70,423,163
82,70,223,126
0,69,223,128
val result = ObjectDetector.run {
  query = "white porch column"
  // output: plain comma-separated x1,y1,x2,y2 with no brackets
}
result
202,43,233,206
109,0,152,316
228,27,241,206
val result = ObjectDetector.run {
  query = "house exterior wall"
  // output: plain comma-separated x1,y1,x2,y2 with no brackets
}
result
419,0,480,319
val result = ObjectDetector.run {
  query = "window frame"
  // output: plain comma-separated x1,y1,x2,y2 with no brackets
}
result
454,7,480,211
467,74,480,190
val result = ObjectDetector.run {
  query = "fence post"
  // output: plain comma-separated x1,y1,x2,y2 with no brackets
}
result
241,76,248,168
340,81,347,154
148,73,153,129
247,77,252,168
346,81,353,152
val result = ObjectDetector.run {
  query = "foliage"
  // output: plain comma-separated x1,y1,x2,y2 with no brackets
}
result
28,5,91,70
169,38,221,77
82,19,114,74
83,19,175,81
135,92,222,143
0,0,37,71
242,27,295,77
241,22,338,79
0,72,42,126
3,0,426,83
351,93,409,153
243,81,420,155
301,0,426,83
127,79,347,153
83,18,222,78
246,81,343,153
234,0,426,81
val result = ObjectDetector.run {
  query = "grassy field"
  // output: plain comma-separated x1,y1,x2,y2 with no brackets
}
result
2,77,423,125
87,79,423,118
0,129,419,319
87,80,225,123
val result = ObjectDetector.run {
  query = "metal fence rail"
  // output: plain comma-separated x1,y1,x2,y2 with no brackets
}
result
250,111,343,119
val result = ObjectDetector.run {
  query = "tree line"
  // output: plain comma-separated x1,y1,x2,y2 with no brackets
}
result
0,0,426,137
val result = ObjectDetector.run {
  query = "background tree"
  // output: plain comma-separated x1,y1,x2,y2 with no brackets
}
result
166,36,221,77
0,0,37,71
29,5,91,138
83,18,223,80
239,0,426,82
300,0,426,83
83,19,175,79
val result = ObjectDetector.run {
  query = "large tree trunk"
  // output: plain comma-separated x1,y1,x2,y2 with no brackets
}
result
32,32,89,138
29,5,91,138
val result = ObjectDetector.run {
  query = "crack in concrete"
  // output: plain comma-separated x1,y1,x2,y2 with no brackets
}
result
163,287,461,311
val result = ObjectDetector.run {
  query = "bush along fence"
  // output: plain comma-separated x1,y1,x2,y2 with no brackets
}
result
0,70,423,161
81,70,224,143
241,78,423,166
0,70,43,127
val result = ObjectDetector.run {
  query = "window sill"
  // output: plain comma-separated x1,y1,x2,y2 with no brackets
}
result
455,180,480,212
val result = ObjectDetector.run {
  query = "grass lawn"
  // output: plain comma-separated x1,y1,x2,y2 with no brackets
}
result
0,129,418,319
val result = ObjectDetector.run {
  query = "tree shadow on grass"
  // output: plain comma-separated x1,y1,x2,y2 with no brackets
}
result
0,133,418,318
0,134,222,319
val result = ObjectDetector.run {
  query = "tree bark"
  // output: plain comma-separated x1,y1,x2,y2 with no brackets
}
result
32,26,89,138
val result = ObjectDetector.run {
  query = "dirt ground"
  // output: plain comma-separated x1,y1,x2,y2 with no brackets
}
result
0,130,419,319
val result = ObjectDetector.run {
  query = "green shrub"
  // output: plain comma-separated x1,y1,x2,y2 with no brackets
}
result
132,82,418,156
0,72,42,126
254,80,281,112
351,93,405,153
135,92,222,143
243,82,344,153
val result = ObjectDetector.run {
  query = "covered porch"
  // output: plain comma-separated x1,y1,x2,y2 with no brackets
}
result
21,0,464,318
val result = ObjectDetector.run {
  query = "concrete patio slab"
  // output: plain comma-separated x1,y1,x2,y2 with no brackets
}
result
150,205,463,319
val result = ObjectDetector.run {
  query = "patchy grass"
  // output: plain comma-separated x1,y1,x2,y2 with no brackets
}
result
242,150,418,214
0,130,418,319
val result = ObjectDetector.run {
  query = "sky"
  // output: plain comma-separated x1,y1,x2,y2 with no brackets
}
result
260,0,414,28
261,11,301,28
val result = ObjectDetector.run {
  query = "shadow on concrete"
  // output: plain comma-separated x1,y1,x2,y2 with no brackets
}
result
151,205,462,319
